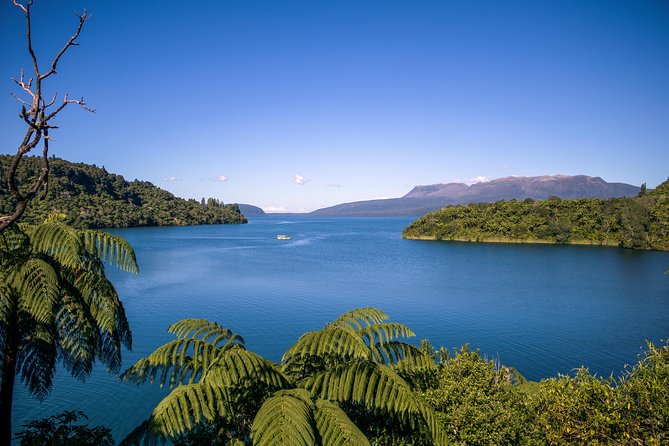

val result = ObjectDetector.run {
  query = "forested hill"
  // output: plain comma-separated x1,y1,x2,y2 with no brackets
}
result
0,155,247,229
403,178,669,251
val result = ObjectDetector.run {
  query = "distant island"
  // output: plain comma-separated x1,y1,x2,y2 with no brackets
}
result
403,178,669,251
0,155,247,229
310,175,640,216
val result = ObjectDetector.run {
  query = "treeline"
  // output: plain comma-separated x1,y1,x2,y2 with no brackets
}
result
403,178,669,251
395,340,668,446
0,155,247,229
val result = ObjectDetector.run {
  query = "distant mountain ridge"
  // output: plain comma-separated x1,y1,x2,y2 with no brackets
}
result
238,204,266,216
310,175,640,216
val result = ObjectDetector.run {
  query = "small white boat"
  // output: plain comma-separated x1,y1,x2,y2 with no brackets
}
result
276,234,292,240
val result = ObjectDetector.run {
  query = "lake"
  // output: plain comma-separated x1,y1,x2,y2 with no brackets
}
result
12,216,669,442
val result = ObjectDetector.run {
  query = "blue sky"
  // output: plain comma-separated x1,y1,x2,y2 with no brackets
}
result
1,0,668,212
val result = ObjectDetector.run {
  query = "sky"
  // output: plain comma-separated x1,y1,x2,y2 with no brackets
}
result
1,1,668,213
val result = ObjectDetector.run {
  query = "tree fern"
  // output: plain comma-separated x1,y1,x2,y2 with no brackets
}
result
0,220,138,438
148,382,234,437
304,361,447,445
123,309,444,445
122,320,290,442
282,326,371,365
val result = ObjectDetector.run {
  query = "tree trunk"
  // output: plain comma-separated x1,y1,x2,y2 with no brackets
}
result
0,305,19,446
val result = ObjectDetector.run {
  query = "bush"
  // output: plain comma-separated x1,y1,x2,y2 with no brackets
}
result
13,411,114,446
420,345,532,445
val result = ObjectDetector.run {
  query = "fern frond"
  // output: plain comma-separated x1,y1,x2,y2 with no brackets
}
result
149,381,232,439
331,307,388,330
123,343,287,393
54,292,97,380
358,322,415,347
26,222,86,271
83,229,139,273
392,351,439,374
250,388,318,446
73,270,132,349
2,222,29,252
168,319,245,347
303,361,447,446
14,258,60,324
206,348,289,389
16,321,56,400
370,341,427,365
282,327,371,365
314,399,370,446
121,338,224,388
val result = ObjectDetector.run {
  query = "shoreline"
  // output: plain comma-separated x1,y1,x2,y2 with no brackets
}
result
403,235,634,249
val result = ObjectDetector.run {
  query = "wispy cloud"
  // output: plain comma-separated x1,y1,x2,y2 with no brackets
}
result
326,183,342,188
294,175,308,185
264,206,286,213
162,176,181,182
465,176,492,183
210,175,228,182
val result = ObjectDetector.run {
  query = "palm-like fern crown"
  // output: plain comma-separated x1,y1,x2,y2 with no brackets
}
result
122,309,446,446
0,220,138,399
281,307,433,379
121,318,289,441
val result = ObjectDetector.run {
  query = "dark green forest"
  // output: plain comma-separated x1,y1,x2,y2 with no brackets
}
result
0,155,247,229
403,178,669,251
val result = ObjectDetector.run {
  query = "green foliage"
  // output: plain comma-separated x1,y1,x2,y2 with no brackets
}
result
122,308,444,445
13,410,114,446
0,219,137,444
420,345,532,445
412,340,669,446
250,389,372,446
403,178,669,251
1,220,137,398
526,341,669,445
0,155,247,228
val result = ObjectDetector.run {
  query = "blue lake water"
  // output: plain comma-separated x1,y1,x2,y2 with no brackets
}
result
12,217,669,442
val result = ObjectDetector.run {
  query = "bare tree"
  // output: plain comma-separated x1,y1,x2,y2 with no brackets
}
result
0,0,94,233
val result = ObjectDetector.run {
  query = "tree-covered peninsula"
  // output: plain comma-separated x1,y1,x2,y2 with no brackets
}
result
403,178,669,251
0,155,247,229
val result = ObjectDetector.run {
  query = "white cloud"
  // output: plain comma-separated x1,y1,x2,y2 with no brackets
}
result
294,175,308,185
263,206,286,213
465,176,492,183
326,183,342,188
162,176,181,182
210,175,228,182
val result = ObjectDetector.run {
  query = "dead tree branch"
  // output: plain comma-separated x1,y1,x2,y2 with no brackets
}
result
1,1,93,232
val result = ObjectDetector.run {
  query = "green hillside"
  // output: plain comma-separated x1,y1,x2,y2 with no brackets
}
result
403,179,669,251
0,155,247,229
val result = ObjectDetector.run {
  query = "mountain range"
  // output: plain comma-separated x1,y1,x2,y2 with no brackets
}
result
308,175,640,217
